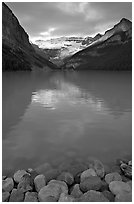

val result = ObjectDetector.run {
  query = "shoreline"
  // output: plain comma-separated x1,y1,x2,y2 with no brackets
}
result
2,157,132,202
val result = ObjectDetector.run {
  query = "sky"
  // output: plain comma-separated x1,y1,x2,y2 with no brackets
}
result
6,2,132,42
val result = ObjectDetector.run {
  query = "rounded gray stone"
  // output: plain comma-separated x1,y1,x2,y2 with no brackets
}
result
34,174,46,192
2,192,10,202
80,176,102,192
24,192,38,202
2,177,14,192
81,168,97,182
13,170,28,183
109,181,131,195
105,172,122,184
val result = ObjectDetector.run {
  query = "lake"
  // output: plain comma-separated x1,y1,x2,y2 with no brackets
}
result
2,70,132,176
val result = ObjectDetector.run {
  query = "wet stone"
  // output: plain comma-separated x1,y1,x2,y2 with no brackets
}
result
109,181,131,195
24,192,38,202
80,176,102,192
88,158,105,178
2,177,14,192
81,168,97,182
78,190,109,202
57,172,74,185
34,174,46,192
115,192,132,202
58,193,75,202
70,184,83,198
2,192,10,202
9,189,24,202
38,185,61,201
13,170,29,183
17,174,33,192
102,190,115,202
48,180,68,194
105,172,122,184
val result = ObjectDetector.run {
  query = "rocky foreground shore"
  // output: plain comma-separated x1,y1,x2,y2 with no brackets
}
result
2,158,132,202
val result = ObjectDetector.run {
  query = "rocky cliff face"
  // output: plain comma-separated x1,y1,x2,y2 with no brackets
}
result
2,3,57,71
63,18,132,71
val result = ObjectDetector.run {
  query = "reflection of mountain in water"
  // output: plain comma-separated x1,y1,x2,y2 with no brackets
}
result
47,71,132,117
3,71,131,138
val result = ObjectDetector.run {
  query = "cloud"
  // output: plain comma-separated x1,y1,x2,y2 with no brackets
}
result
6,2,132,41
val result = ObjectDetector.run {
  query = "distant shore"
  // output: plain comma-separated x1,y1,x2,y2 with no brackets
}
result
2,157,132,202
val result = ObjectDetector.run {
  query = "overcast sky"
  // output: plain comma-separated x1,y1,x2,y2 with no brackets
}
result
6,2,132,42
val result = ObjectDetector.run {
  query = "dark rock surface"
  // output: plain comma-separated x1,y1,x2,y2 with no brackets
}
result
63,18,132,71
2,3,57,71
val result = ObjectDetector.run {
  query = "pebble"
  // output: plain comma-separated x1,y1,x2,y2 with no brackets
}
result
9,189,24,202
81,168,97,182
115,192,132,202
102,190,115,202
58,193,75,202
80,176,102,192
109,181,131,195
57,172,74,185
17,174,33,192
78,190,109,202
34,174,46,192
48,180,68,194
88,158,105,178
24,192,38,202
38,185,60,201
13,170,28,183
70,184,83,198
105,172,122,184
2,177,14,192
2,192,10,202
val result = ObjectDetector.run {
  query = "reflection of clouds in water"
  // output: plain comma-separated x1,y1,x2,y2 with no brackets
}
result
31,81,105,112
58,120,84,138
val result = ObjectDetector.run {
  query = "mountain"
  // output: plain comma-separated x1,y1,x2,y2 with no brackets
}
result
2,3,57,71
63,18,132,70
34,35,103,66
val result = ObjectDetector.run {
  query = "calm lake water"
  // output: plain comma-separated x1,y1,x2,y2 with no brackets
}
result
3,71,132,175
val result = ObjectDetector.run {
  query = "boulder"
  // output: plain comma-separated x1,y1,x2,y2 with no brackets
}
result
105,172,122,184
115,192,132,202
9,189,24,202
57,172,74,185
81,168,97,182
24,192,38,202
88,158,105,178
17,174,33,192
70,184,83,198
13,170,28,183
80,176,102,192
2,177,14,192
58,193,75,202
99,181,109,191
78,190,109,202
109,181,131,195
2,192,10,202
102,190,115,202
